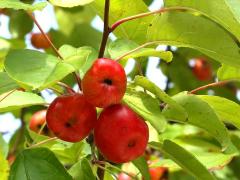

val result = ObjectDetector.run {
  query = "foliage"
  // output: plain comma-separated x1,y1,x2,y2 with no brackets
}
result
0,0,240,179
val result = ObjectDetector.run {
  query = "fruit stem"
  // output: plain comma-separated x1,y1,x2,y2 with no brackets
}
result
28,12,82,91
98,0,110,58
57,82,76,94
189,80,232,94
28,137,58,148
110,6,195,32
93,160,137,179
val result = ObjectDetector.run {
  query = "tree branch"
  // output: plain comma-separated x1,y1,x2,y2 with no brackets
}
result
189,80,231,94
98,0,110,58
28,12,82,91
110,6,194,32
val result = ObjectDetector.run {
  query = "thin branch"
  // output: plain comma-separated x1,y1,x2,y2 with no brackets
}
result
29,137,58,148
115,41,168,62
28,12,63,59
28,12,82,91
98,0,110,58
189,80,231,94
0,89,17,103
110,6,194,32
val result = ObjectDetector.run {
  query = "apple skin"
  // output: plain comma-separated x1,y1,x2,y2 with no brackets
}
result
94,104,149,163
46,94,97,142
82,58,127,108
192,58,212,81
149,167,167,180
117,173,132,180
29,110,52,136
30,33,51,49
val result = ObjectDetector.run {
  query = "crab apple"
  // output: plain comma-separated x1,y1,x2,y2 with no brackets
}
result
192,58,212,81
46,94,97,142
30,33,51,49
148,167,167,180
94,104,149,163
117,173,132,180
82,58,127,108
29,110,53,136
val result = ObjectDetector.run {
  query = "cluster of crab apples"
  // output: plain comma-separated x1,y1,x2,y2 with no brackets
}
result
30,58,149,163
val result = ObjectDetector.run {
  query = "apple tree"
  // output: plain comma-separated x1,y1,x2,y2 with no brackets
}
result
1,0,240,179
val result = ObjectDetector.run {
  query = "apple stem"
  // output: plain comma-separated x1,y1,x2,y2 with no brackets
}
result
28,12,82,91
110,6,194,33
57,82,76,94
98,0,110,58
93,160,137,179
189,80,233,94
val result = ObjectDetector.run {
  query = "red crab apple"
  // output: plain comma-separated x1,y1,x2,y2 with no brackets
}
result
94,104,149,163
148,167,167,180
30,32,51,49
192,58,212,81
82,58,127,108
117,173,133,180
46,94,97,142
29,109,53,136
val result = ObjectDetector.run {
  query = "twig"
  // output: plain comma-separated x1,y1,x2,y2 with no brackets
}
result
110,7,194,32
98,0,110,58
28,12,63,59
189,80,231,94
28,12,82,91
29,137,58,148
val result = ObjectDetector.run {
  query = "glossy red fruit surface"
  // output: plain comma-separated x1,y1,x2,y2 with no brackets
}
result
117,173,132,180
46,94,97,142
94,104,149,163
30,33,51,49
82,58,127,108
192,58,212,81
149,167,167,180
29,110,47,133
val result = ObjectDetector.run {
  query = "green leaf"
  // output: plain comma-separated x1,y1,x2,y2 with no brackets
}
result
51,141,85,164
49,0,94,7
199,95,240,129
149,140,216,180
4,49,79,90
217,64,240,80
132,156,150,180
0,91,45,112
9,148,72,180
164,0,240,41
123,88,167,133
0,134,8,158
134,76,188,121
162,92,231,149
68,158,95,180
0,0,47,11
0,150,9,180
9,11,33,39
108,39,172,62
58,45,97,76
147,12,240,67
91,0,153,43
0,72,19,95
